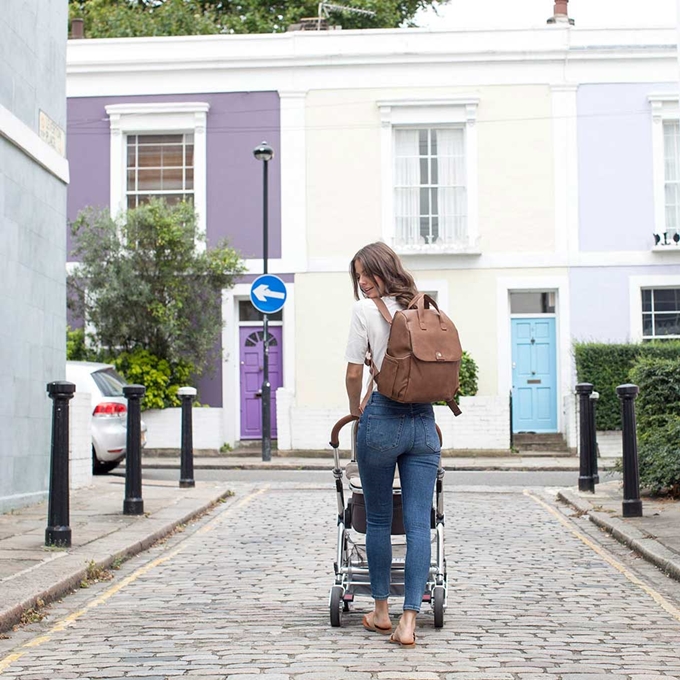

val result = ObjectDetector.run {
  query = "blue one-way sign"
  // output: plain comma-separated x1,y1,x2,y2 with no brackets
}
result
250,274,287,314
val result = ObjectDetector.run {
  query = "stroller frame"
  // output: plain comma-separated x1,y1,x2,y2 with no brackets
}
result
328,414,447,628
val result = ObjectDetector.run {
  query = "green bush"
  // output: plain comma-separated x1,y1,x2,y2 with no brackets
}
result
434,350,478,406
66,327,102,362
111,349,195,412
574,341,680,430
630,357,680,432
638,416,680,497
458,351,479,399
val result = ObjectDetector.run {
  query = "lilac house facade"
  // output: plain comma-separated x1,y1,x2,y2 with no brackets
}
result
573,83,680,345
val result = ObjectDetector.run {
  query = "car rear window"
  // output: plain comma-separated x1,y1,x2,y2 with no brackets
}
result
92,368,126,397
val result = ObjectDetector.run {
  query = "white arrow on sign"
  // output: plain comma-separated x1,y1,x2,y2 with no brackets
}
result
253,284,286,303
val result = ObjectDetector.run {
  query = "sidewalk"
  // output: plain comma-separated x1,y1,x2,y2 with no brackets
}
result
559,481,680,582
0,476,232,633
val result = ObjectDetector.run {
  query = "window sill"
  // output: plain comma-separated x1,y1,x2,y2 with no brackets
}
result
393,239,481,256
652,244,680,252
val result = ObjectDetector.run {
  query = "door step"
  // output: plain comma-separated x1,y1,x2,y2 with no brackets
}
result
513,432,571,454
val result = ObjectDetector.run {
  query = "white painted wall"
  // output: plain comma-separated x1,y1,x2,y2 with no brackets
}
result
69,392,92,489
143,408,224,451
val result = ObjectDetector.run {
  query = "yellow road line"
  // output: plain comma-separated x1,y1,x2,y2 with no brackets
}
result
0,485,270,674
524,489,680,623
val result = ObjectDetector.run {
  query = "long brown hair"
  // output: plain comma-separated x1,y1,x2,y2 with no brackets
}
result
350,242,419,309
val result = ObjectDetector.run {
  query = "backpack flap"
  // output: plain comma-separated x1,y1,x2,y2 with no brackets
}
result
405,308,462,363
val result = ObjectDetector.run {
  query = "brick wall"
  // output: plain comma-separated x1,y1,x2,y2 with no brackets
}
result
276,390,511,452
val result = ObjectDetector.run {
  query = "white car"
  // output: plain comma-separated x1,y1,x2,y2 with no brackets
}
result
65,361,147,474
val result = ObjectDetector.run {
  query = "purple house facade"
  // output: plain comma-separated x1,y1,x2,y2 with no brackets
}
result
67,92,283,419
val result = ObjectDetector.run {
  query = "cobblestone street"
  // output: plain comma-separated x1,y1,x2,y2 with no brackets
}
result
2,481,680,679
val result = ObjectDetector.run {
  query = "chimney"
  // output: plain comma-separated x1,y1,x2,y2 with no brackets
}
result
70,18,85,39
547,0,574,25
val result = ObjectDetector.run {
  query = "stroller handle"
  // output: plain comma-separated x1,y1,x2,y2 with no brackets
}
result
329,415,443,448
329,415,359,448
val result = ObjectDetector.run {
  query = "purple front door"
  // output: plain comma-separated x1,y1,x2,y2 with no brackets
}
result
239,326,283,439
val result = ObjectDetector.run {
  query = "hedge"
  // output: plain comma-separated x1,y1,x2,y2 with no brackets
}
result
629,357,680,432
637,416,680,496
573,341,680,430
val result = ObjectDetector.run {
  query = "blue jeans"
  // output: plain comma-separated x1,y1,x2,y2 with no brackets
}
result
356,392,441,612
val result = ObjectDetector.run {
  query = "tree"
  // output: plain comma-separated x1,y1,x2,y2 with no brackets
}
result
68,199,246,376
68,0,449,37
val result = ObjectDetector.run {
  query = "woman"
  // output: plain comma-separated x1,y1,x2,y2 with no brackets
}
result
344,241,441,647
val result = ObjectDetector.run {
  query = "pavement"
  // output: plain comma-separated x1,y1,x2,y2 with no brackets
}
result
1,449,679,639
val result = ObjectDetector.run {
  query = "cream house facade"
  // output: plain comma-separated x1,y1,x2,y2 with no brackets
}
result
67,24,679,452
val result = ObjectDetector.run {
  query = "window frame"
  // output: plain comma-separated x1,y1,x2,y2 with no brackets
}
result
125,132,196,209
648,94,680,250
641,287,680,340
378,98,480,255
106,102,209,247
630,274,680,340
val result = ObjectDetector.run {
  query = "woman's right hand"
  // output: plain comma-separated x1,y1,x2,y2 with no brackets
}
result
350,404,363,418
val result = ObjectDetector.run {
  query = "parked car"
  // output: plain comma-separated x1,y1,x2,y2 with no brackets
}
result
65,361,147,474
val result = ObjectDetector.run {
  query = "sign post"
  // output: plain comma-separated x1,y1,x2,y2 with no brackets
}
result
250,274,287,462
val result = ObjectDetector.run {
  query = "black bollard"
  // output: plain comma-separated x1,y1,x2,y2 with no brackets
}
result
617,383,643,518
123,384,146,515
178,386,197,488
590,391,600,485
575,383,595,492
45,381,76,547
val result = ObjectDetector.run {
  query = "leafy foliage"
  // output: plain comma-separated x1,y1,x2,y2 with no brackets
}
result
458,350,478,399
434,350,477,405
630,357,680,432
67,328,197,410
66,327,102,362
68,0,448,37
68,199,246,381
637,417,680,497
112,348,195,409
574,341,680,430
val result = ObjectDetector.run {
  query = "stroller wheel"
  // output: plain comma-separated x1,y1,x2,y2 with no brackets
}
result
433,585,445,629
329,585,344,627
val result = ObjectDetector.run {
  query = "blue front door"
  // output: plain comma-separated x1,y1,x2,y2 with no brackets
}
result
511,317,557,433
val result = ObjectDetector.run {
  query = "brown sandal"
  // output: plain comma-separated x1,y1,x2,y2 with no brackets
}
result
362,613,392,634
389,631,416,647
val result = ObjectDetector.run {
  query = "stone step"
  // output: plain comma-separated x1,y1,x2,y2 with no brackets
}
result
513,432,571,453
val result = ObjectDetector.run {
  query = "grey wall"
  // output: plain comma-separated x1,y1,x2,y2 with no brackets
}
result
0,1,68,512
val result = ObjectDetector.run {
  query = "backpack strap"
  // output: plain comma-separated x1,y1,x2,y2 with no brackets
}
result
446,399,462,417
372,297,393,325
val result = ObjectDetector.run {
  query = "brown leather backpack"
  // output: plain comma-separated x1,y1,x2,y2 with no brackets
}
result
366,293,463,416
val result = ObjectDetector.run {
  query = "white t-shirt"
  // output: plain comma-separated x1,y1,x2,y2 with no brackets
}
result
344,296,404,372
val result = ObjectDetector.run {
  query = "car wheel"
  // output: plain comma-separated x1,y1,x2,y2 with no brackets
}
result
92,447,121,475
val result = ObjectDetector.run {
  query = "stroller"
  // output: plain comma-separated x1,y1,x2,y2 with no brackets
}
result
328,414,448,628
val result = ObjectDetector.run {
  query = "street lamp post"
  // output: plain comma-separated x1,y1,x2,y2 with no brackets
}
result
254,141,274,462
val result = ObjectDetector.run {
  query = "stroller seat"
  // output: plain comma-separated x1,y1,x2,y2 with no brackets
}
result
344,461,402,491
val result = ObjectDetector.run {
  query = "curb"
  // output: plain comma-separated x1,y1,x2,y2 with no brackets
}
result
557,489,680,583
138,461,590,472
0,489,233,634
